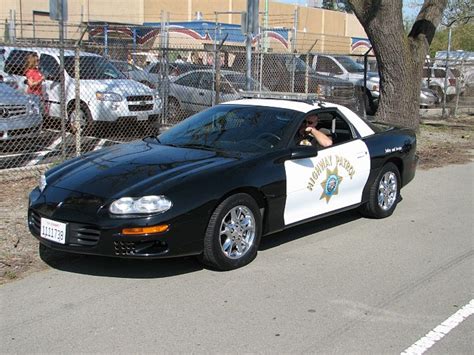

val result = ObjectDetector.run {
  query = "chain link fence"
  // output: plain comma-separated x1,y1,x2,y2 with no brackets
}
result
1,23,473,181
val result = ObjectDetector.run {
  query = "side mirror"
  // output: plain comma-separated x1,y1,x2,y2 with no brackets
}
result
290,145,319,160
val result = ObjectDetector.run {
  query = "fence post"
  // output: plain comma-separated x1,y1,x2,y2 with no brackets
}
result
74,46,81,156
453,59,464,117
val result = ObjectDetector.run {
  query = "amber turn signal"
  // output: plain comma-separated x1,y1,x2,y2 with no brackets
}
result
122,224,169,235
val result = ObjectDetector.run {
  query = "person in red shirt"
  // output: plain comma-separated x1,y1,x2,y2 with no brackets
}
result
24,53,48,115
25,53,44,95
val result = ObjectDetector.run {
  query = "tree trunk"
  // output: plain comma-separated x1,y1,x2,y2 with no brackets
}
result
348,0,447,130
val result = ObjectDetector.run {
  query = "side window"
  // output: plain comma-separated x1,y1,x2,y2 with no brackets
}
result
39,54,60,79
318,112,354,145
4,49,35,75
296,111,355,147
175,72,201,88
199,72,213,90
316,57,341,74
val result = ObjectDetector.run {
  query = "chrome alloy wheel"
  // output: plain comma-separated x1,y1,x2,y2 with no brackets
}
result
378,171,398,211
219,205,256,259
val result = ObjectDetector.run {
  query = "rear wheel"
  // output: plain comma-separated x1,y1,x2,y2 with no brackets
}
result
201,193,262,271
360,162,401,219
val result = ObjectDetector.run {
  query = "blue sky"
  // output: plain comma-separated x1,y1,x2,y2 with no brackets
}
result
273,0,421,20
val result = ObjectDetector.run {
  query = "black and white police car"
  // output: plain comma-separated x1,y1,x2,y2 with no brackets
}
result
28,93,417,270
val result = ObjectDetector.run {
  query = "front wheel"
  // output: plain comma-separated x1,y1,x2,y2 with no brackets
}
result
360,162,401,219
201,193,262,271
68,105,93,134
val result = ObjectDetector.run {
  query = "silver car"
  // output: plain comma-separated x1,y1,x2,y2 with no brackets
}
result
0,82,42,141
167,69,261,121
110,60,157,89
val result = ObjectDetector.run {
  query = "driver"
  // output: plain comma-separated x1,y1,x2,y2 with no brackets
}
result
296,114,333,148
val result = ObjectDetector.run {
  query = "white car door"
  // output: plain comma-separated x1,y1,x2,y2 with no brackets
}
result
284,139,370,226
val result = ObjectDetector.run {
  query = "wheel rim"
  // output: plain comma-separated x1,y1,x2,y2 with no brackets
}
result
219,205,256,260
378,171,397,211
69,110,87,131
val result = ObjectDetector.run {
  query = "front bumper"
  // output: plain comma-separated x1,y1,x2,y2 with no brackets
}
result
88,97,162,123
0,114,42,141
28,187,206,259
28,208,205,258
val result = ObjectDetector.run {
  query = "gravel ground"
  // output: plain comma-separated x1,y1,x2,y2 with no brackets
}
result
1,114,473,284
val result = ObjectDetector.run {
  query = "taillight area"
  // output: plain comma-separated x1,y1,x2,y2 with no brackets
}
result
449,78,456,86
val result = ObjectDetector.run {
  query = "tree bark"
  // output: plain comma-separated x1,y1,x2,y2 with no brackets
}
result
348,0,447,130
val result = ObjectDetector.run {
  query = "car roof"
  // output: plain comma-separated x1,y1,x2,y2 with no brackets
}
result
223,98,333,113
2,46,100,58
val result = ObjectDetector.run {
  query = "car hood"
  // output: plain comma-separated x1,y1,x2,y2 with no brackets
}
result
47,140,236,199
81,79,154,96
0,84,33,104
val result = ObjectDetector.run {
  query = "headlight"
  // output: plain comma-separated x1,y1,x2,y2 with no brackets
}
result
316,84,332,97
154,93,162,108
39,174,47,192
110,195,172,215
96,91,123,102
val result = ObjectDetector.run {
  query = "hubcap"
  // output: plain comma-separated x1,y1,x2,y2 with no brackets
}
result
219,205,256,259
378,171,397,211
69,110,87,131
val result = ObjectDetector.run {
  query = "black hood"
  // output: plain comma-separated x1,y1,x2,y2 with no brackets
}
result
47,140,236,199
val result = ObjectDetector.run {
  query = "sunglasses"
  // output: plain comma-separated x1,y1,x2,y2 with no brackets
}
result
304,120,316,125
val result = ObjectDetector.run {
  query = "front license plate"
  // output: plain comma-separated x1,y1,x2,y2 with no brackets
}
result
137,113,148,121
40,217,67,244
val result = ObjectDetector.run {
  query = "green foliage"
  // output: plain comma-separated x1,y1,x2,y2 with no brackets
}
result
430,23,474,55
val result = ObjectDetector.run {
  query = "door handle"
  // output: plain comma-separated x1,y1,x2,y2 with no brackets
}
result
199,92,204,96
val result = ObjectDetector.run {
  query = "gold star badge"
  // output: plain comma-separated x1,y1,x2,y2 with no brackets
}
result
320,167,343,203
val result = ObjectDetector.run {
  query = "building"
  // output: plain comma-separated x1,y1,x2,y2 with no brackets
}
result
0,0,371,54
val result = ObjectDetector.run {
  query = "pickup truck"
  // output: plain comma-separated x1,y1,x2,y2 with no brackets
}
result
311,54,380,114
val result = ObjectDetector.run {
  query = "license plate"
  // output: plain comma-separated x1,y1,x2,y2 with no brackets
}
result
137,113,148,121
40,217,67,244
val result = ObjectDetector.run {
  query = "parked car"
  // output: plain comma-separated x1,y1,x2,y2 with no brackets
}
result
0,82,42,141
422,66,464,101
231,53,363,116
419,86,439,108
28,92,417,270
144,62,212,87
110,60,156,89
312,54,445,111
3,46,161,131
166,69,262,120
311,54,380,114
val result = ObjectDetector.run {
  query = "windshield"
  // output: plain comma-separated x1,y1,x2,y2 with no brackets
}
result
284,56,314,73
222,73,260,91
64,56,126,80
158,104,299,153
335,56,365,73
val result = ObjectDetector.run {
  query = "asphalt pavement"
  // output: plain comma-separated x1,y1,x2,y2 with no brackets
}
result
1,162,473,354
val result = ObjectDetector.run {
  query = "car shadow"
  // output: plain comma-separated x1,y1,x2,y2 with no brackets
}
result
38,209,362,279
260,209,362,251
39,246,204,279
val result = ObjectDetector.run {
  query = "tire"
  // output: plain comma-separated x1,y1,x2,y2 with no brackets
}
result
68,105,93,134
360,162,401,219
201,193,262,271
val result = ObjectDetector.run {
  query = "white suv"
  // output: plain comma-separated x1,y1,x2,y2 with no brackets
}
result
3,46,161,129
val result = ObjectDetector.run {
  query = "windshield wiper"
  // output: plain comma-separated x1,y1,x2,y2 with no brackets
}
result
177,143,217,151
144,136,161,144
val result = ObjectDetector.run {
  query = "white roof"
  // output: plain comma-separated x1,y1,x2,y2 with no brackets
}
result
223,98,374,137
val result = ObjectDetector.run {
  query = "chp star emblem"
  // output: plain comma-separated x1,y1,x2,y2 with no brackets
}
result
320,167,343,203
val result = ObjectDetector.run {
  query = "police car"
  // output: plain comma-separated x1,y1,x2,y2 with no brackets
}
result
28,93,418,270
